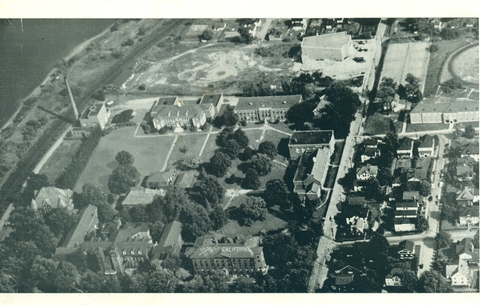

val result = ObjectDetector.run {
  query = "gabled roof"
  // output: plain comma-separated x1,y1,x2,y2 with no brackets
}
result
461,141,479,156
363,147,379,157
110,222,151,243
62,205,97,248
200,94,223,106
158,221,183,249
397,137,413,151
456,188,476,202
455,238,477,258
386,267,404,278
456,164,474,176
458,206,479,218
356,164,378,177
395,210,417,217
418,135,435,149
399,240,415,252
33,187,74,211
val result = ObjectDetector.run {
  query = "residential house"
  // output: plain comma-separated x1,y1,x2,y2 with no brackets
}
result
456,162,474,181
291,18,308,31
235,95,302,123
55,205,98,255
461,142,479,162
356,164,378,181
458,206,479,226
431,18,444,29
394,217,416,232
301,32,355,63
385,268,404,286
398,240,415,259
346,216,369,235
417,135,436,157
174,171,196,188
145,171,176,189
406,158,433,190
445,238,479,287
361,146,381,163
397,137,414,159
288,130,335,159
186,234,268,276
31,187,75,214
121,187,165,208
293,149,330,201
331,265,364,292
456,187,479,206
79,101,111,130
155,221,183,257
465,19,477,28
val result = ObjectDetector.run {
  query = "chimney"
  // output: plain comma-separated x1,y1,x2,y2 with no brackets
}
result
65,77,79,121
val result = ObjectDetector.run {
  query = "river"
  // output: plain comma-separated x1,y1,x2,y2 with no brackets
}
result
0,19,113,128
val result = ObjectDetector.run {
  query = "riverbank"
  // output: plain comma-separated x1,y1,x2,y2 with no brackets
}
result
0,24,111,132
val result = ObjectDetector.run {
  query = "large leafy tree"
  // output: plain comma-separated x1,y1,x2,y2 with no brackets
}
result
258,141,277,159
52,261,79,293
418,270,453,293
115,150,135,165
180,203,211,241
194,173,225,208
209,205,228,230
237,196,267,226
30,256,58,292
264,179,291,209
233,129,249,149
207,151,232,177
146,267,178,293
44,209,75,236
108,164,140,194
22,173,50,206
250,154,272,176
162,187,189,222
435,231,452,249
241,169,261,190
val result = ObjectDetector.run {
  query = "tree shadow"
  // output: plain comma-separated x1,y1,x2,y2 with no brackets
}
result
277,138,290,158
422,236,436,249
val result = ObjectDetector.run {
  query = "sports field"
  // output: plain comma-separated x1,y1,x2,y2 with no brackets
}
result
380,42,430,87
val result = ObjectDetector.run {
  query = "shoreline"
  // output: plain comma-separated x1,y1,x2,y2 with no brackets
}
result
0,25,112,132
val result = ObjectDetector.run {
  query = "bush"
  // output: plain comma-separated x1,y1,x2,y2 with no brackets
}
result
429,44,439,53
112,109,134,123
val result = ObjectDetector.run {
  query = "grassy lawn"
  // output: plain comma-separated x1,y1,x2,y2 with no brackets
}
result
364,113,394,135
424,37,470,97
219,211,287,237
324,166,339,189
167,133,207,169
75,126,175,193
405,123,448,133
243,129,265,149
332,141,345,166
39,139,82,183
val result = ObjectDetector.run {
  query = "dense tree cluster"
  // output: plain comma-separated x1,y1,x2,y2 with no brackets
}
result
398,73,423,103
115,150,135,166
237,196,267,226
55,127,102,189
213,107,239,127
108,164,141,194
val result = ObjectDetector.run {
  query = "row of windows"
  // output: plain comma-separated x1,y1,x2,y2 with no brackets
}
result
198,268,260,273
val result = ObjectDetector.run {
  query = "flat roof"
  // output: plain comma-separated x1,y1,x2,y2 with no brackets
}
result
200,94,223,106
444,101,479,113
302,32,351,49
154,104,203,119
289,130,334,146
411,100,479,114
410,103,450,114
235,95,302,111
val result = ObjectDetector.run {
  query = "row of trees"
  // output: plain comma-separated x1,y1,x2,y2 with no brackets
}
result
55,127,103,189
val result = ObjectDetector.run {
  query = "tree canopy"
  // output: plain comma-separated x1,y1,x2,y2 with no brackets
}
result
207,151,232,177
258,141,278,159
115,150,135,166
108,164,140,194
250,154,272,176
237,196,267,226
264,179,291,209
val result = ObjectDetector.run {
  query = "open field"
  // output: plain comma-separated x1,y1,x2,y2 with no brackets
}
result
451,45,479,84
380,42,430,87
74,126,175,193
363,112,394,135
39,139,82,183
127,43,295,95
219,210,287,237
167,133,208,169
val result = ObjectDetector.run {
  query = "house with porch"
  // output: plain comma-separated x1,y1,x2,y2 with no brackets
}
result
398,240,415,259
397,137,414,159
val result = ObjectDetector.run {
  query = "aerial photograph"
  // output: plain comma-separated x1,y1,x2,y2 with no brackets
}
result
0,17,478,294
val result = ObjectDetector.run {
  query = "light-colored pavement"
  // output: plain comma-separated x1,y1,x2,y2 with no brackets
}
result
160,134,178,172
33,128,71,174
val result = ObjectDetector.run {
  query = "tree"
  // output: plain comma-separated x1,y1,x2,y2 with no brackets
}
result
115,150,135,165
194,174,225,208
207,151,232,177
146,267,178,293
250,154,272,176
108,164,140,194
242,146,255,160
377,167,392,186
441,204,457,224
238,27,253,44
237,196,267,226
180,203,211,241
215,107,239,127
162,187,189,222
418,270,453,293
44,209,75,236
233,129,249,149
402,270,418,292
97,202,117,223
435,231,453,249
417,215,429,231
473,230,479,249
75,183,108,209
420,180,431,196
52,261,79,293
209,205,228,230
286,101,316,127
258,141,277,159
149,221,165,243
22,173,50,206
429,44,439,53
200,29,213,41
223,139,242,159
264,179,291,209
364,177,383,201
241,169,261,190
30,256,57,292
463,125,476,139
440,27,462,40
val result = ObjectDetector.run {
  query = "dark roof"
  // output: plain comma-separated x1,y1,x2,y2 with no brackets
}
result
335,275,354,286
62,205,97,248
394,217,416,225
458,206,479,218
399,240,415,252
158,221,183,249
397,137,413,151
418,135,435,149
395,210,417,217
462,142,479,156
200,94,223,106
289,130,334,146
236,95,302,111
396,201,418,208
455,238,477,258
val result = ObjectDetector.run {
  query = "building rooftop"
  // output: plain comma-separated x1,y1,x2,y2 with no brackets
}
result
395,210,417,217
289,130,334,146
356,164,378,177
456,187,478,202
396,201,418,208
399,240,415,252
294,149,330,184
188,234,263,259
458,206,479,218
154,104,204,119
444,101,479,113
158,221,183,249
122,187,165,206
200,94,223,107
397,137,414,151
402,191,420,201
81,102,105,119
301,32,351,49
418,135,435,149
410,102,450,114
110,222,151,243
32,187,74,211
394,217,416,225
235,95,302,111
462,141,479,156
62,205,97,248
